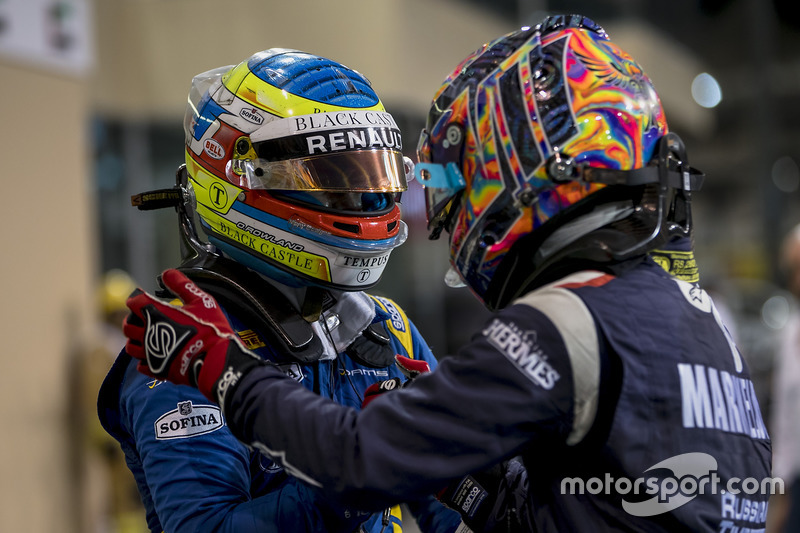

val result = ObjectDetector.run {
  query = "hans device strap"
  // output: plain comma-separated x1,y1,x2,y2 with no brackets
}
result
175,261,400,368
345,322,396,368
172,257,325,364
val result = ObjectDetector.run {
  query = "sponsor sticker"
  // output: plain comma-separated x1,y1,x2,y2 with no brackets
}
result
303,126,402,155
253,110,398,139
154,401,224,440
249,110,403,158
239,107,264,125
203,138,225,160
213,217,331,281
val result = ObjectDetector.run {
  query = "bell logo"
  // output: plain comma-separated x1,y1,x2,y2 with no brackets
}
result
204,139,225,160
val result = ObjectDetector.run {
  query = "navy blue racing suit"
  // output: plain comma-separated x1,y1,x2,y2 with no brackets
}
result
221,258,773,532
98,292,460,533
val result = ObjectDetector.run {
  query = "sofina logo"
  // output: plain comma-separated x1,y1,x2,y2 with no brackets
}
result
155,401,224,440
560,452,782,518
240,107,264,125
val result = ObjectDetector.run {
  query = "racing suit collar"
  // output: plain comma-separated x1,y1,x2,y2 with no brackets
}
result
269,281,376,361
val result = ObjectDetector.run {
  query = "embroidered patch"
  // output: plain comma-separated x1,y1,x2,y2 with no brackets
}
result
237,329,266,349
482,318,560,390
377,297,406,333
651,249,699,283
154,401,224,440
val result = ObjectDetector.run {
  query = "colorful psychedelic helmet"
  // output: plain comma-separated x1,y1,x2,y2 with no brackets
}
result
183,49,411,290
416,14,703,310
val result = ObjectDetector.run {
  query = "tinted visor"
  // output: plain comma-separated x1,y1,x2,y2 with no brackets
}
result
236,150,407,192
241,110,408,193
271,190,397,215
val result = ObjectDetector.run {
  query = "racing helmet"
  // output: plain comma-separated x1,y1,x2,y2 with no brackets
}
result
183,49,410,290
416,14,703,310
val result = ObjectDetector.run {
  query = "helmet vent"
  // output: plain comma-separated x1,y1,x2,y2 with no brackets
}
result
252,53,379,107
387,221,398,232
333,221,360,234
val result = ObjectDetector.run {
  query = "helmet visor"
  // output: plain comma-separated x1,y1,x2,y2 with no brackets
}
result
271,191,397,215
237,150,407,192
241,110,407,193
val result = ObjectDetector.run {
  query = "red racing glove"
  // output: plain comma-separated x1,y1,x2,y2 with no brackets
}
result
361,355,430,408
123,268,265,406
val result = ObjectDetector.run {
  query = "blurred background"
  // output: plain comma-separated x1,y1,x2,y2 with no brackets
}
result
1,0,799,531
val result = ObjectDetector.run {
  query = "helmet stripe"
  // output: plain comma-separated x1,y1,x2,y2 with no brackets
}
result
430,27,537,131
530,36,578,151
498,63,543,179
